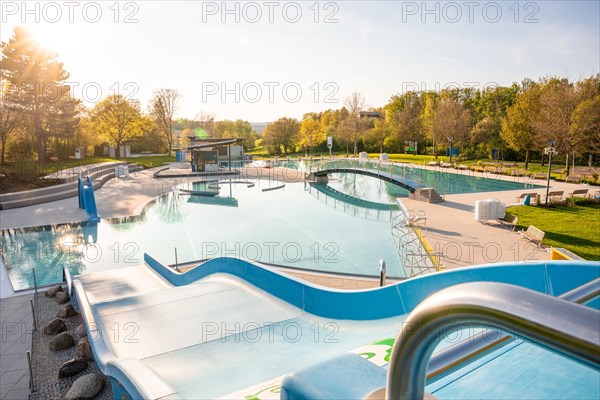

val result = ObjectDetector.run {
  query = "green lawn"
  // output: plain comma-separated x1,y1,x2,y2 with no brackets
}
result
507,203,600,260
124,155,172,168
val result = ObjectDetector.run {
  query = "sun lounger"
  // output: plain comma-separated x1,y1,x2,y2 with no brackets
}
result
519,225,545,247
499,213,518,231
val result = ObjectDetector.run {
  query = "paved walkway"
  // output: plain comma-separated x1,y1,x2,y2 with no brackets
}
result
0,293,33,400
398,170,598,269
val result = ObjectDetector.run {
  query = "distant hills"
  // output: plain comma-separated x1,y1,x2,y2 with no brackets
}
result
250,122,268,134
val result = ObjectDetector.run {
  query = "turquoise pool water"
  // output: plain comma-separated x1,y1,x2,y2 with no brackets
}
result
428,340,600,399
1,178,405,290
275,159,543,195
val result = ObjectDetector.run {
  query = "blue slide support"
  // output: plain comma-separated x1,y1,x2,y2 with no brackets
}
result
78,176,100,222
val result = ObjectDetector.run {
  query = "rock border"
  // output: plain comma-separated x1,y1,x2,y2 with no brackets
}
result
30,292,113,400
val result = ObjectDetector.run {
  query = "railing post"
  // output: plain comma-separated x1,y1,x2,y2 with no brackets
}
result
30,299,36,331
27,351,34,392
379,259,386,286
32,270,37,294
174,247,180,272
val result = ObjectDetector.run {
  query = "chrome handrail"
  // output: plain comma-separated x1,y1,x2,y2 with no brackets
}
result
427,278,599,384
386,282,600,400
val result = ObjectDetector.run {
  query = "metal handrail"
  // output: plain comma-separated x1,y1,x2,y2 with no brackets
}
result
385,282,600,400
425,278,600,384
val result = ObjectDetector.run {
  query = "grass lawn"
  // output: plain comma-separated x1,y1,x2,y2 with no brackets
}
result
0,155,172,193
507,202,600,260
124,155,172,168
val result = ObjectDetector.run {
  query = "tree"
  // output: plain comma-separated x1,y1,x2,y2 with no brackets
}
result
570,75,600,159
571,96,600,156
149,89,181,158
262,117,300,154
469,85,518,158
500,82,541,169
343,92,366,155
89,95,146,158
431,98,471,156
393,93,423,155
533,78,578,170
299,114,325,155
0,87,22,164
213,119,256,149
365,118,391,154
333,107,353,154
470,116,501,156
420,92,439,156
0,27,71,162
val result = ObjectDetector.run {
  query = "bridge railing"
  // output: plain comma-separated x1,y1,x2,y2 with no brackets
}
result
305,158,427,191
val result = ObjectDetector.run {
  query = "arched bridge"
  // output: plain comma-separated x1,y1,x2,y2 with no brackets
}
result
308,167,418,193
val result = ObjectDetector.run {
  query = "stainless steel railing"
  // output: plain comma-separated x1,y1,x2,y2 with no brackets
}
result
385,281,600,400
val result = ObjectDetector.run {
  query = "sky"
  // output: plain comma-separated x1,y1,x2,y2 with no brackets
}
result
1,0,599,122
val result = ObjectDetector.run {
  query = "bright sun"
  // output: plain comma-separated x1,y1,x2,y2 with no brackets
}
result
29,23,82,58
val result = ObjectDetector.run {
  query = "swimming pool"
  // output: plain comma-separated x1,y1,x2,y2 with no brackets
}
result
1,178,406,290
0,163,542,291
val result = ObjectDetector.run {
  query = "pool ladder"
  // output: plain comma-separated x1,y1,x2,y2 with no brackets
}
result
391,211,437,278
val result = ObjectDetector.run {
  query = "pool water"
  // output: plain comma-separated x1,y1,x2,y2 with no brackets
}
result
1,178,407,290
278,159,543,195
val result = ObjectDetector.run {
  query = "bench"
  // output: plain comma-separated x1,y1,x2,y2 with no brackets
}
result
519,225,545,247
544,190,564,204
532,172,547,180
458,164,469,170
565,175,583,184
569,189,588,198
516,193,539,204
499,213,518,231
428,161,438,166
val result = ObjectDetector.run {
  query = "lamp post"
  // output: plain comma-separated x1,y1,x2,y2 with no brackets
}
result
544,142,557,206
448,137,454,163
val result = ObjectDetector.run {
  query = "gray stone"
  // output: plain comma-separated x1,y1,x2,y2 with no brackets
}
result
64,373,104,400
75,324,88,339
42,318,67,336
55,291,70,304
57,303,78,318
45,285,64,298
58,358,88,378
75,338,93,361
49,332,75,351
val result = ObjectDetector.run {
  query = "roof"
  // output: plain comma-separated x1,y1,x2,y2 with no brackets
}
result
186,138,241,150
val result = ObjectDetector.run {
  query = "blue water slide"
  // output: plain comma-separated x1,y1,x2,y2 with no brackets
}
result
78,176,100,222
69,258,600,400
